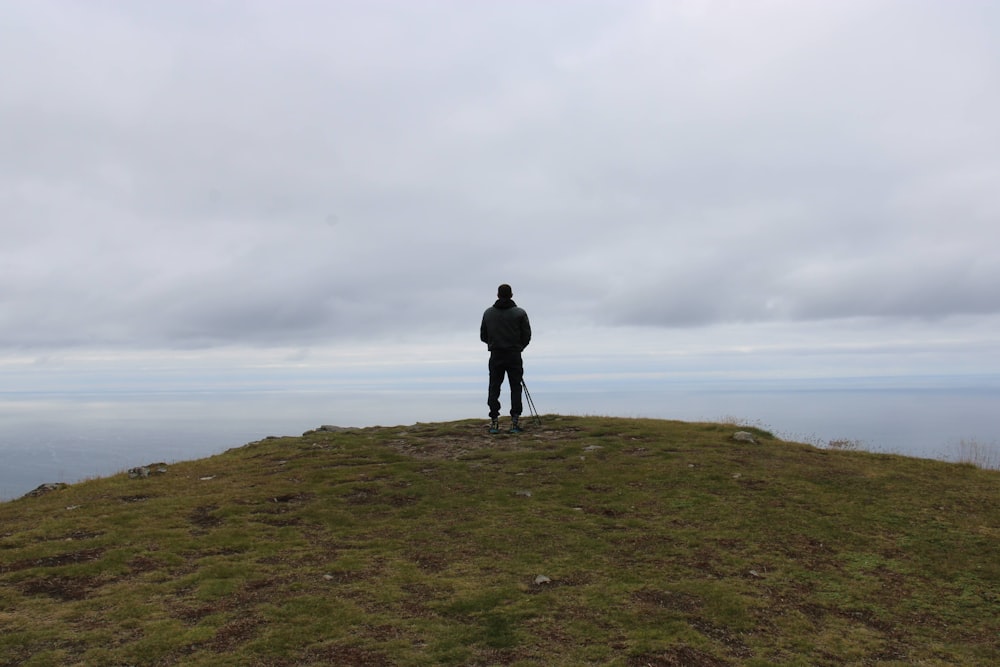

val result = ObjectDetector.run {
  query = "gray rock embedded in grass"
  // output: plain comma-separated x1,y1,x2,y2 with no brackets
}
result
303,425,359,436
318,425,357,433
128,463,168,479
22,482,69,498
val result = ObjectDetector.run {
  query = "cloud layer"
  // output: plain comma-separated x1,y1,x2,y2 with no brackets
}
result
3,0,998,355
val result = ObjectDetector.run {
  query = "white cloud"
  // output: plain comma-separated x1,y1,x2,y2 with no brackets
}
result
0,0,997,387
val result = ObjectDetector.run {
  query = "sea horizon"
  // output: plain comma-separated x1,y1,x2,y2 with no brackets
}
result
3,374,999,502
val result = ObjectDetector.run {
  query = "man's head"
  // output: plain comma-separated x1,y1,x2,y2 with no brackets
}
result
497,284,513,299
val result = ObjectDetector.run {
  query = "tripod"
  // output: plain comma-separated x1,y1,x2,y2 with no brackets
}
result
521,379,542,427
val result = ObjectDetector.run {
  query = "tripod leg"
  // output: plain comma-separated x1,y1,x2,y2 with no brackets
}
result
521,379,542,426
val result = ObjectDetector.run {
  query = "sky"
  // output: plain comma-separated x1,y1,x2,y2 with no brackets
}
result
2,0,1000,401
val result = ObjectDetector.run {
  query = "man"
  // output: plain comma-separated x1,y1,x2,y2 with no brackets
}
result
480,283,532,434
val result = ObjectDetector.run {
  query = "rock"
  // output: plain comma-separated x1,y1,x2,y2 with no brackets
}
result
583,445,603,452
127,463,168,479
515,490,533,498
23,482,69,498
732,431,757,444
534,575,552,585
303,425,359,436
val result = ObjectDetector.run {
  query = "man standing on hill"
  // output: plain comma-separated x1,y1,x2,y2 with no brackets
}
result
480,283,532,434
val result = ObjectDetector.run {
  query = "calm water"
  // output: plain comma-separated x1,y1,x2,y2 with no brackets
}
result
2,377,998,501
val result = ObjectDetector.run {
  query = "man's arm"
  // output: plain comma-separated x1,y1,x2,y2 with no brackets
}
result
520,312,531,349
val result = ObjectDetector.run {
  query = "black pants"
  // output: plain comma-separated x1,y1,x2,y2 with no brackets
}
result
487,350,523,419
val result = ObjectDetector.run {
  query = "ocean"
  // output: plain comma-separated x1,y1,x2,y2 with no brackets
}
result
2,376,998,501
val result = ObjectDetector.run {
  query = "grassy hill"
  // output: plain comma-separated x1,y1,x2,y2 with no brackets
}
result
1,415,997,666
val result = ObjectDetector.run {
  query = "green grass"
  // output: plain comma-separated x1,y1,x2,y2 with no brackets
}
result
1,415,998,666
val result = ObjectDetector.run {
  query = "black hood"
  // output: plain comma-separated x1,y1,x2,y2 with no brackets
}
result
493,298,517,309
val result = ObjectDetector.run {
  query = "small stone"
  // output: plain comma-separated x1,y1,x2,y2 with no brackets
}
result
23,482,69,498
732,431,757,444
515,490,533,498
583,445,603,452
200,476,215,481
534,575,552,585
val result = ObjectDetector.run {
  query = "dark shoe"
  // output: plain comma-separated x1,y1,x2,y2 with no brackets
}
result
508,419,522,434
489,419,500,434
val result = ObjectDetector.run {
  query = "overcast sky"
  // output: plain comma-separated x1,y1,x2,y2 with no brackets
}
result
3,0,999,392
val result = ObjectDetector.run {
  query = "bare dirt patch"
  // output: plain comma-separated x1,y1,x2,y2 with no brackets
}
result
207,613,265,653
189,504,224,529
627,645,732,666
632,588,702,613
18,574,106,601
2,547,106,573
301,643,396,666
383,422,583,461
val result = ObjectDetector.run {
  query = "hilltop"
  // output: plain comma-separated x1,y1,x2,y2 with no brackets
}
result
1,415,997,666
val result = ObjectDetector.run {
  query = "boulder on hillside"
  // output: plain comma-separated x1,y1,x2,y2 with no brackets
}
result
303,425,358,436
127,463,168,479
22,482,69,498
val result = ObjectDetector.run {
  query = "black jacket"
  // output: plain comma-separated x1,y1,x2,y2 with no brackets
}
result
480,299,531,352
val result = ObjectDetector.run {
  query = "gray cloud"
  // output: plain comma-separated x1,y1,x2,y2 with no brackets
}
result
2,0,998,353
